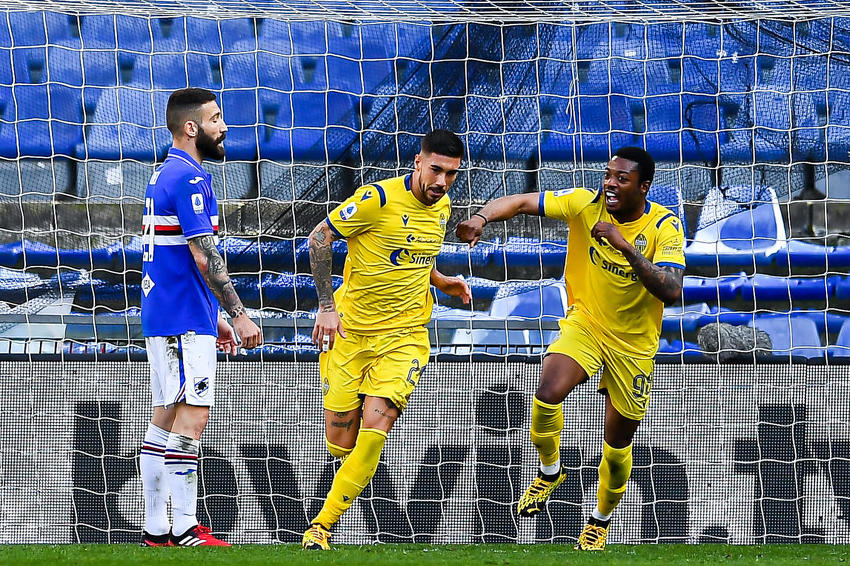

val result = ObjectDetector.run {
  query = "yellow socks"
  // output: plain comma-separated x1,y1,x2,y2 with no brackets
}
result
529,396,563,467
596,441,633,516
313,427,387,528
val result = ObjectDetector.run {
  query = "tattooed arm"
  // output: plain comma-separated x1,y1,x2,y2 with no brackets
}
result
188,234,262,348
309,221,346,350
590,222,684,306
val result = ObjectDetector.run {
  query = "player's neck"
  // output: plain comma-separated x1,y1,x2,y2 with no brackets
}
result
610,203,645,224
172,139,204,166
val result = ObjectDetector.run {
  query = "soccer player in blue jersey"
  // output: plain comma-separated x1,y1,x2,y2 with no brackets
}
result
139,88,262,547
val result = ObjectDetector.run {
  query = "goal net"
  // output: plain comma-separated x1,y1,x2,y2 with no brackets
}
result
0,0,848,545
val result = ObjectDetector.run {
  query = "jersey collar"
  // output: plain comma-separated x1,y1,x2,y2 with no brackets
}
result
404,173,412,191
167,147,207,176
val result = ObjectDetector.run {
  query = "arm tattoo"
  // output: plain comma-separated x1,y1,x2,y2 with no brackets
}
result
309,223,337,311
623,248,684,305
189,234,245,318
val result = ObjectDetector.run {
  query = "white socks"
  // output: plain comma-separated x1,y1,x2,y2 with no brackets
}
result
539,461,561,476
140,423,170,536
164,433,201,536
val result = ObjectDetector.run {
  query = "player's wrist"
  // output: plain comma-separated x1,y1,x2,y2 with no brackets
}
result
472,212,489,226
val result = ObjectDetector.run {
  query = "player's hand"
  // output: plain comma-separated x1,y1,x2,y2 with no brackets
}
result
233,313,263,350
434,275,471,304
216,316,240,355
591,221,630,253
456,216,486,247
313,307,346,352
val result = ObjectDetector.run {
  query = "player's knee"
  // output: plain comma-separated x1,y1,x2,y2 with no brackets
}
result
325,437,354,459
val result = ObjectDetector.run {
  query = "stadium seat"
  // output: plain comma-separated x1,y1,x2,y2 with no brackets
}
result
447,327,556,356
828,318,850,358
8,11,79,48
436,241,496,276
739,274,834,302
82,88,170,160
662,302,710,333
0,84,82,157
681,273,747,303
685,185,786,267
488,281,567,320
696,306,756,328
750,314,825,359
432,276,500,311
490,237,567,277
0,158,75,201
656,338,703,358
218,89,260,160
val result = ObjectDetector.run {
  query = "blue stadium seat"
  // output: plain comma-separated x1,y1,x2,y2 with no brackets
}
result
127,52,216,90
656,339,703,358
83,88,171,160
681,273,747,303
696,306,756,328
221,42,260,88
739,275,834,302
488,281,567,320
0,84,82,157
448,327,556,356
686,185,786,268
828,318,850,358
257,49,293,91
433,276,499,311
570,95,635,161
436,241,496,275
113,15,153,52
662,302,710,333
218,89,259,160
750,314,824,359
9,11,79,48
490,237,567,275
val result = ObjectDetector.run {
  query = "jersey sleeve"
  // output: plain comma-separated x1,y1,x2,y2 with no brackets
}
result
325,184,385,239
652,214,686,269
171,173,214,239
540,188,596,222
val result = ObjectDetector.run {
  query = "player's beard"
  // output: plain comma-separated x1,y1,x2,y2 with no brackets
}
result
197,127,225,161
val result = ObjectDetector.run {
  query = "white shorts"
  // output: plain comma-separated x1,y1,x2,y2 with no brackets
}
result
146,331,217,408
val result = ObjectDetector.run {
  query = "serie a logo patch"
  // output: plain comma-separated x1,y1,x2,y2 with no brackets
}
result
191,193,204,214
339,202,358,220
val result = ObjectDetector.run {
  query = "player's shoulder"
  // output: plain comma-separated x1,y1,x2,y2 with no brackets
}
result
156,157,204,191
646,201,683,233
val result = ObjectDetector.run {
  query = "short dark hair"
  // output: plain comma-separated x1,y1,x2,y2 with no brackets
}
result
613,146,655,185
421,129,464,159
166,88,218,136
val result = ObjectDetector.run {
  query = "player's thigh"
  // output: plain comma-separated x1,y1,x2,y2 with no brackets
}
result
542,317,604,403
361,327,430,414
361,395,401,433
598,351,655,425
320,332,370,414
145,332,216,409
324,407,361,449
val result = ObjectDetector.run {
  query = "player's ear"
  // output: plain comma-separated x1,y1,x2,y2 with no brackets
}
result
640,180,650,196
414,153,421,170
185,120,198,138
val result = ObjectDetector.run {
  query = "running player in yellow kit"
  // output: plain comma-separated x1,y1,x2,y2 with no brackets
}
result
302,129,471,550
456,146,684,551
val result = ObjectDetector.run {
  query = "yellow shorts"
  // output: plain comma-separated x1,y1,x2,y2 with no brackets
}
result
319,326,430,412
546,315,655,421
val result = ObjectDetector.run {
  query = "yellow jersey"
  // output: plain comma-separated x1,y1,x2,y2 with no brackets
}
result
541,188,686,357
325,174,450,334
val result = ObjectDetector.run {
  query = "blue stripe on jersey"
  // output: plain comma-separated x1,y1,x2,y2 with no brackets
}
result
538,192,546,216
643,200,651,214
404,173,412,191
326,217,344,238
370,184,387,207
655,212,675,228
592,189,602,203
656,261,685,269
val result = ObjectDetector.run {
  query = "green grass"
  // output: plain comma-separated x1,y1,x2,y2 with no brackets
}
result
1,544,848,566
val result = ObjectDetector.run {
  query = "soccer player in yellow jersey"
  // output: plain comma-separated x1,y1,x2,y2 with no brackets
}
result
302,129,472,550
456,146,684,551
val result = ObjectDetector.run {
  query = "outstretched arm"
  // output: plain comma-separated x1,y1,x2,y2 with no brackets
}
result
308,220,347,350
455,193,541,246
590,222,684,306
188,235,263,348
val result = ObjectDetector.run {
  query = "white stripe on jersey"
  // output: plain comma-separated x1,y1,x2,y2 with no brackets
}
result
172,154,206,175
154,234,188,246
